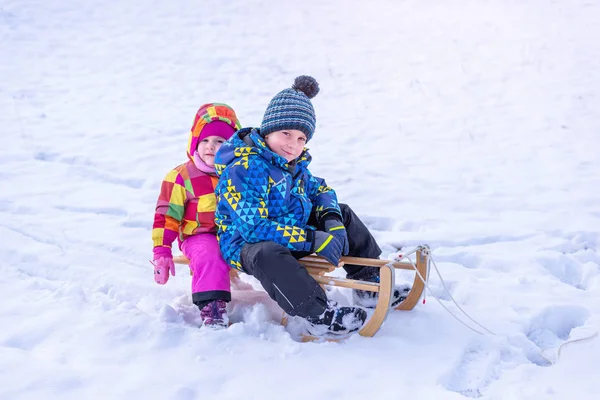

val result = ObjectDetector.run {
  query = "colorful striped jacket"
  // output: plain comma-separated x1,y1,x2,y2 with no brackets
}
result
152,103,241,250
214,128,342,270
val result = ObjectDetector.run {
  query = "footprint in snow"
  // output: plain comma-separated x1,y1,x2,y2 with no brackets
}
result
537,254,584,289
441,339,505,398
525,305,589,366
541,232,598,255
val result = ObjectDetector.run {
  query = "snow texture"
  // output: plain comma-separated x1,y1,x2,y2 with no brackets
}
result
1,0,599,399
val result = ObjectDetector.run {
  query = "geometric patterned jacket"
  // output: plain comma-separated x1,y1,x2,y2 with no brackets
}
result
214,128,342,271
152,103,241,251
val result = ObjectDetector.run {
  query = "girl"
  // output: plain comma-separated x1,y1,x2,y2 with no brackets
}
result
213,76,408,335
152,103,241,329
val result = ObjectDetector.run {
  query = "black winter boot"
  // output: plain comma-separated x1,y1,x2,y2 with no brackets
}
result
304,300,367,336
349,267,411,308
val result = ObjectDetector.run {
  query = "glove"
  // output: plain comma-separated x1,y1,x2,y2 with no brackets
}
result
312,231,343,266
152,246,175,285
322,217,349,255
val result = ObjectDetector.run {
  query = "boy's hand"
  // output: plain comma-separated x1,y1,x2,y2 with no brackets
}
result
322,218,349,255
312,231,343,266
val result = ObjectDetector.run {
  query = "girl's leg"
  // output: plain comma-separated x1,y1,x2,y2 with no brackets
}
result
181,234,231,308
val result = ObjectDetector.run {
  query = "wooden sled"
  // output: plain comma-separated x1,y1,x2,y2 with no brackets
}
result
173,246,429,340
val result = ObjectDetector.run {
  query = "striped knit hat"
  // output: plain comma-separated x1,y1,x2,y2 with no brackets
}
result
260,75,320,142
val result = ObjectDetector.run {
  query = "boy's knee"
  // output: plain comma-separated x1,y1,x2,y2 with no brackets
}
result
241,241,289,272
259,242,288,261
339,203,354,222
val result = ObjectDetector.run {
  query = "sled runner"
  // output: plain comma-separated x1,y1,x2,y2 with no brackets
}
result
173,246,429,340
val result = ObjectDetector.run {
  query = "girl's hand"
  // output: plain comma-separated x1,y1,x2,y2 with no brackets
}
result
152,246,175,284
152,257,176,284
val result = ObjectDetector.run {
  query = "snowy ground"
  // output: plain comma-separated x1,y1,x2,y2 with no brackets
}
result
1,0,600,399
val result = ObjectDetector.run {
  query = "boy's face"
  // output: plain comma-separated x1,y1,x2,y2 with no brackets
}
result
264,129,307,162
196,135,226,167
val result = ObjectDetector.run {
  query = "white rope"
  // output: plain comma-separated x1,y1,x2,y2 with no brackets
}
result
539,331,599,364
557,331,598,358
396,246,496,336
557,332,599,358
427,254,496,335
399,245,598,361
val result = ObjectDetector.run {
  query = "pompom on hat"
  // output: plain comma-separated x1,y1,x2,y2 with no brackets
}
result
260,75,320,142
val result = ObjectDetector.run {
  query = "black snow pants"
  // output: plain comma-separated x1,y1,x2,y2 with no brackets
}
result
239,203,381,318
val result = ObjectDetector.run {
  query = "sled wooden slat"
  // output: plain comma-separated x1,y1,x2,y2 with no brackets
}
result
300,262,395,342
299,261,336,272
173,246,430,339
312,276,380,292
298,256,345,268
173,256,242,279
394,250,428,311
359,263,394,337
304,267,332,276
300,252,428,312
174,255,189,265
340,256,417,271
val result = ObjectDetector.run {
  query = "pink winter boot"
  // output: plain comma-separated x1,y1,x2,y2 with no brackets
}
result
199,300,229,329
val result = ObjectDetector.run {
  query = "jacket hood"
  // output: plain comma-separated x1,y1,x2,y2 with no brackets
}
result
187,103,241,161
215,127,312,177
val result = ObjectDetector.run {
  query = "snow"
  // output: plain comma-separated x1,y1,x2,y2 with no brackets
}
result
1,0,599,398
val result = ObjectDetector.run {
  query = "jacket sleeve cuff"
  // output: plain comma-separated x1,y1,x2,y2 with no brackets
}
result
317,212,342,230
304,229,316,253
153,246,173,260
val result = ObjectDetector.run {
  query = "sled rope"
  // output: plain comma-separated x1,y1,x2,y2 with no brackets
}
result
399,248,598,358
540,331,599,365
398,247,496,336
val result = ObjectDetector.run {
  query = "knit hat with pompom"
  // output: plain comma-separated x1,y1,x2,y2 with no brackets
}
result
260,75,320,142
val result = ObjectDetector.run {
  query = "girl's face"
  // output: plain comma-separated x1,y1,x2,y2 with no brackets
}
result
196,135,226,167
264,129,307,162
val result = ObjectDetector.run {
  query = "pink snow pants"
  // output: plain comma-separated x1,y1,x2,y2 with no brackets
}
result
181,233,231,305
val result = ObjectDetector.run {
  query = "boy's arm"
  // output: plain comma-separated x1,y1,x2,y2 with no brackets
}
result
219,163,314,252
152,170,185,251
306,172,342,222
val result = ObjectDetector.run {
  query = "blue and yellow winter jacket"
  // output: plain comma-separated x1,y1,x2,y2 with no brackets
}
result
214,128,342,271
